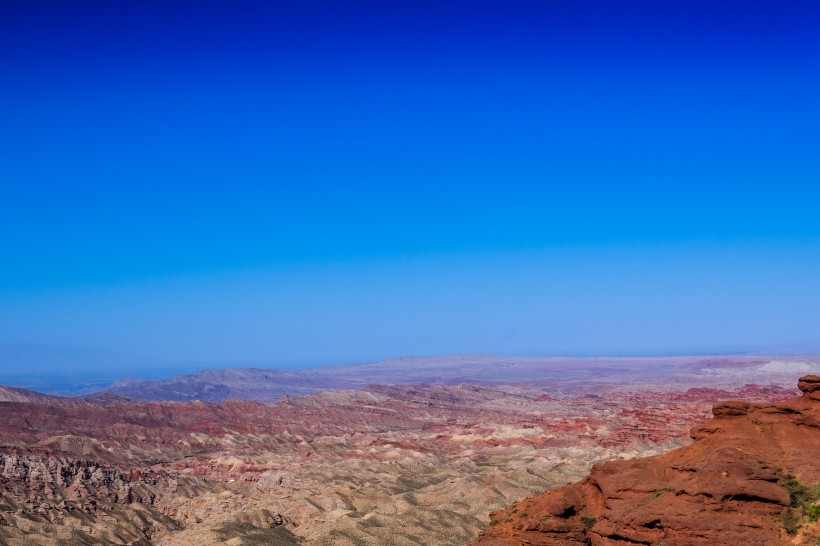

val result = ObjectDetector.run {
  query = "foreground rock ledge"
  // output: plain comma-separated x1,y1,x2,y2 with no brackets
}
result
472,375,820,546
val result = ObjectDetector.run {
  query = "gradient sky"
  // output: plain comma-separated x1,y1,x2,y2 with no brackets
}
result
1,1,819,370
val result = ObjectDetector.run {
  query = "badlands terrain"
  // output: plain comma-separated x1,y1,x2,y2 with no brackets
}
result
0,355,813,545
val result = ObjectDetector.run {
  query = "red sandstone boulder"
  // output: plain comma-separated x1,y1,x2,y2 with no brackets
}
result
799,374,820,400
712,400,754,416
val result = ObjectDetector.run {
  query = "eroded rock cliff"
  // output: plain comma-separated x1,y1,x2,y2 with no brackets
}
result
473,375,820,546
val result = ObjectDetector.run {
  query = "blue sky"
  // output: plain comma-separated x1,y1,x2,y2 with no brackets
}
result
1,1,819,369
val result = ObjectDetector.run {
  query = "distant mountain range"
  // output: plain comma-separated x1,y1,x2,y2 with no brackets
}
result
104,354,817,402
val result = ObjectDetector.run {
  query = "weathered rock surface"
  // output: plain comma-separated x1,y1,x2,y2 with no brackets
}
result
472,375,820,546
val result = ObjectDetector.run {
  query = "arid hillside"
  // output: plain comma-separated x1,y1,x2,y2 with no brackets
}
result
0,377,799,546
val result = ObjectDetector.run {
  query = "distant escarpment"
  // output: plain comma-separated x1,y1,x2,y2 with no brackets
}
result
473,375,820,546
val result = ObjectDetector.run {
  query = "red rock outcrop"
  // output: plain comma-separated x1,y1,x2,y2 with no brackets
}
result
473,375,820,546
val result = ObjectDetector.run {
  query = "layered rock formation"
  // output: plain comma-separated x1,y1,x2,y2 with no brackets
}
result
473,375,820,546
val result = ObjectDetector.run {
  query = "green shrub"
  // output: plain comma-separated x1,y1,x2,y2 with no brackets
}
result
776,472,820,534
580,516,597,530
779,473,807,507
806,504,820,522
782,508,801,535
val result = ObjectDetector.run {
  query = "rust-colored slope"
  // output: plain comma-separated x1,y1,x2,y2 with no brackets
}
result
473,375,820,546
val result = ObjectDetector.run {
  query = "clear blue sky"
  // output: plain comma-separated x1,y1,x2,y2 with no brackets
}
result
1,1,819,369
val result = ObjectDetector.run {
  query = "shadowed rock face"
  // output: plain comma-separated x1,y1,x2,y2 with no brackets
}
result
472,375,820,546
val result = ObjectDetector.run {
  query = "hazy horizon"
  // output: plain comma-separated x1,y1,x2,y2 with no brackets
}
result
1,343,815,397
0,341,816,375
